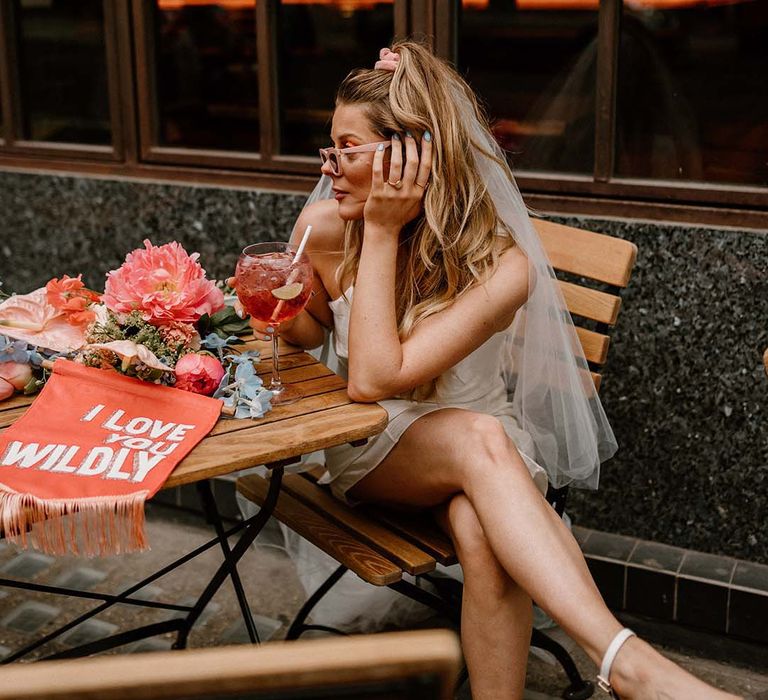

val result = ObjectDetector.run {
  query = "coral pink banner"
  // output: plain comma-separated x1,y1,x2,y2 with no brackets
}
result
0,359,222,556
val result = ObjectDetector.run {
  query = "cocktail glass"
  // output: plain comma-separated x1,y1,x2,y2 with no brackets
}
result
234,242,313,405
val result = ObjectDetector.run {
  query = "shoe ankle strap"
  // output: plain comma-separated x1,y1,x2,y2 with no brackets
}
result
597,628,636,693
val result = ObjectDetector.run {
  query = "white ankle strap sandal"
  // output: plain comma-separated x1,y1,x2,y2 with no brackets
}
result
597,628,636,697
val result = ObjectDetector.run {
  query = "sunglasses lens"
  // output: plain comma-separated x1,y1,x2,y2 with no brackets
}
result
329,152,340,175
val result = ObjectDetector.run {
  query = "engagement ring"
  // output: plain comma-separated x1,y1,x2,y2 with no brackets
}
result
387,179,403,190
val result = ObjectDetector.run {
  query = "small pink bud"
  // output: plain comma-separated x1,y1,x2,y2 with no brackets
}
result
0,362,33,391
174,353,225,396
0,377,14,402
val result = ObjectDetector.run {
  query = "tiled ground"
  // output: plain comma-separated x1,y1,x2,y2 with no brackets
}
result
1,504,767,699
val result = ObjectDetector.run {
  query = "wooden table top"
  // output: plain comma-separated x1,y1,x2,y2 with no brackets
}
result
0,339,388,489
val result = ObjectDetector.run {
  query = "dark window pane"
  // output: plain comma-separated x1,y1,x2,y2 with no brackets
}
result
616,1,768,186
458,1,598,174
277,0,394,156
153,1,259,151
15,0,111,145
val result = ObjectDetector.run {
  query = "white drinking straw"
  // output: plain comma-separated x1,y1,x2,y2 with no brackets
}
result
293,224,312,262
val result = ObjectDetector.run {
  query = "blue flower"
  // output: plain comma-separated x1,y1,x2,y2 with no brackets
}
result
200,333,243,360
0,335,34,364
214,349,272,419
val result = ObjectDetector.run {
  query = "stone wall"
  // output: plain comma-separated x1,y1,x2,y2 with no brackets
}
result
1,171,766,563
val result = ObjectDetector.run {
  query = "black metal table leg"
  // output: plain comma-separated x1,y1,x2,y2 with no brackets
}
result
196,480,260,644
174,465,285,649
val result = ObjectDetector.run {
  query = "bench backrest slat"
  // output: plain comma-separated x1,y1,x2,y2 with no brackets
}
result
533,219,637,387
534,219,637,288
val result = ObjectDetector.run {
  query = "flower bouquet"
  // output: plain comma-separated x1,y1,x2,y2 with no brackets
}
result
0,240,272,418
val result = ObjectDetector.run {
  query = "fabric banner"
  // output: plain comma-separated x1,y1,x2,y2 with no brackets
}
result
0,359,222,556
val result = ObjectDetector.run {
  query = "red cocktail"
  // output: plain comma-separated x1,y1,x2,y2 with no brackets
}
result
235,243,313,404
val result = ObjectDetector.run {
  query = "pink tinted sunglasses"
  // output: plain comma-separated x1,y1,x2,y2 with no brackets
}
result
318,140,391,176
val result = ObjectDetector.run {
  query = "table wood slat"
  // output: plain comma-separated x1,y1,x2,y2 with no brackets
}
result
0,394,35,413
260,362,334,383
209,386,352,437
254,352,317,374
166,402,387,488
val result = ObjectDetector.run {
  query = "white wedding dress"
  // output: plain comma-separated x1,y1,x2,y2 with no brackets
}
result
319,286,549,503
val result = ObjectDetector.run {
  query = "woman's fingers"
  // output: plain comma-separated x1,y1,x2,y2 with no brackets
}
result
249,317,275,342
415,131,432,189
402,132,419,184
371,141,387,190
388,133,404,185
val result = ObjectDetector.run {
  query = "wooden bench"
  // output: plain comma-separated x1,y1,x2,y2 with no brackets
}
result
0,629,461,700
237,219,638,699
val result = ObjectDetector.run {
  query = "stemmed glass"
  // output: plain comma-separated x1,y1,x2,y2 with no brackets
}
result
234,242,313,405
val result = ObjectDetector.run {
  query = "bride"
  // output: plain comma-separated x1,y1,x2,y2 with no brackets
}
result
244,41,737,700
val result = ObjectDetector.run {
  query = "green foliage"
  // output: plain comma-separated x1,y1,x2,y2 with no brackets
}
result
197,306,251,339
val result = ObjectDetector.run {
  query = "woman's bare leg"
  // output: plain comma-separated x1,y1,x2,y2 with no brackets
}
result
349,409,736,699
434,495,532,699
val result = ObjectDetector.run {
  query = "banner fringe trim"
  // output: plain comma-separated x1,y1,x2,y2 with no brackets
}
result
0,483,150,557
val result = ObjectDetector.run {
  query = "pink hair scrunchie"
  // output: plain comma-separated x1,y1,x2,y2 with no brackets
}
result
374,47,399,72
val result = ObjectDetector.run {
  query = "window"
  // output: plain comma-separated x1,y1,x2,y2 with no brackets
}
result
458,1,599,175
277,0,395,156
616,0,768,186
152,1,260,152
14,0,111,145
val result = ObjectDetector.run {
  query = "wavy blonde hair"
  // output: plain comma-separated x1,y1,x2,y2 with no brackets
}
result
336,41,517,399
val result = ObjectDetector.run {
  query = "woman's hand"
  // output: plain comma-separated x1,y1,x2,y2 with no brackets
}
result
363,131,433,234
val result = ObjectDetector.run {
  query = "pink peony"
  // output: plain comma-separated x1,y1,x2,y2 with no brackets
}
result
174,353,225,396
103,240,224,325
0,362,33,391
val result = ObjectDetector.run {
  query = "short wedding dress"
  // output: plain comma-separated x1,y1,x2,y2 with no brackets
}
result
319,286,549,503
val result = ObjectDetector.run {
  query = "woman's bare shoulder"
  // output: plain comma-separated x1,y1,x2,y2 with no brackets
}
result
481,242,529,328
294,199,346,253
491,241,529,288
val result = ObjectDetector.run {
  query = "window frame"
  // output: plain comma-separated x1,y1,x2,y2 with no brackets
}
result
0,0,125,161
0,0,763,228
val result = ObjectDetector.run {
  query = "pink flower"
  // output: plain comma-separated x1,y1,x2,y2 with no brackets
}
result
159,321,201,352
0,377,14,402
0,362,33,391
0,288,89,353
103,240,224,325
174,353,225,396
45,275,101,326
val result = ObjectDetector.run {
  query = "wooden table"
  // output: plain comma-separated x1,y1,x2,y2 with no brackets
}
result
0,339,387,661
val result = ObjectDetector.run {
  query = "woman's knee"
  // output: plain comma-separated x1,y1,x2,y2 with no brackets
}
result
460,413,529,483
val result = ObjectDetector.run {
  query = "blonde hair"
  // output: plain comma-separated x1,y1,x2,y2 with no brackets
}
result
336,40,516,399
